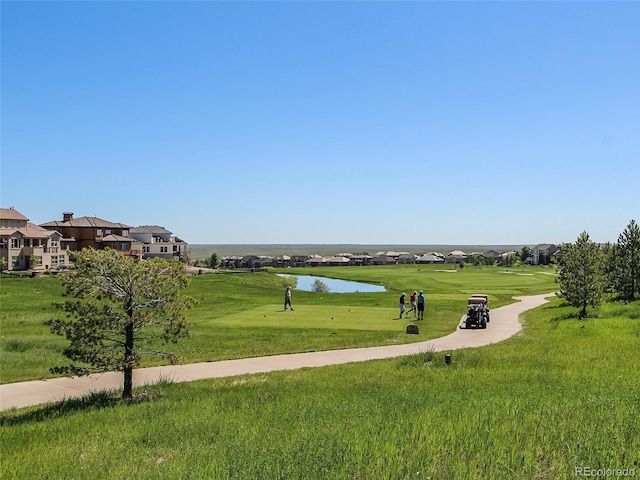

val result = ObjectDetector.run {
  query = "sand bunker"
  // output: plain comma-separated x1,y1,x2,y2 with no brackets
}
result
435,269,458,273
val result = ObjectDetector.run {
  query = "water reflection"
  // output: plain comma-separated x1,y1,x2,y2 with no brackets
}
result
277,274,386,293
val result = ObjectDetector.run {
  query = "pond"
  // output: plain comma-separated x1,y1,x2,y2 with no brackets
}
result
277,274,386,293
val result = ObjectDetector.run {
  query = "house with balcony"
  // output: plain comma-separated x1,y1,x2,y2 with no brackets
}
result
0,207,64,271
129,225,188,261
40,212,143,258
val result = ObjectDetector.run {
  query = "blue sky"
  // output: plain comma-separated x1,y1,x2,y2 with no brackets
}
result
2,1,639,245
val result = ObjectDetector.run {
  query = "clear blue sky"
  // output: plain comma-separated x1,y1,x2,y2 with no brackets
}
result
2,1,639,245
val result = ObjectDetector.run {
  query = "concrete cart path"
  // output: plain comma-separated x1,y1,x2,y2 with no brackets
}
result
0,293,554,411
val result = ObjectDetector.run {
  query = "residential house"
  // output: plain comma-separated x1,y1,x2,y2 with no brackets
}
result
129,225,188,261
371,255,397,265
446,250,467,264
291,255,313,267
326,256,351,267
482,250,502,262
378,251,410,262
415,253,444,264
0,207,64,271
220,255,243,268
272,255,291,268
40,212,143,258
239,255,273,269
306,256,327,267
398,253,416,264
348,253,373,266
532,244,558,265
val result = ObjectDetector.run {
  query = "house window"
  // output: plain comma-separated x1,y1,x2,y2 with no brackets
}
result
106,230,112,235
51,256,59,266
122,230,129,237
96,229,102,237
11,256,19,267
160,246,168,253
143,246,150,253
11,238,22,249
51,237,58,247
121,243,128,251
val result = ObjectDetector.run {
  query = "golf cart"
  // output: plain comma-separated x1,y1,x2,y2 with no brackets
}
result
464,295,490,329
470,294,490,322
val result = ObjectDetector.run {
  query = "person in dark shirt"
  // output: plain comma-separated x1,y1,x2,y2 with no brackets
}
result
417,290,426,320
399,292,406,318
284,285,294,311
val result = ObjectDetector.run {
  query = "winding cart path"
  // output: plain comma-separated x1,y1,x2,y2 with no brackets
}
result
0,293,554,411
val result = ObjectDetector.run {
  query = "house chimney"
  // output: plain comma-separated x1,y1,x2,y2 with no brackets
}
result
63,212,74,222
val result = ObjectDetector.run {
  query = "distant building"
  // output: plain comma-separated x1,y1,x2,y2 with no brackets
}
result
531,244,558,265
272,255,291,268
482,250,502,262
129,225,188,261
371,255,397,265
41,212,143,258
348,253,373,266
0,207,64,271
446,250,467,263
416,253,444,264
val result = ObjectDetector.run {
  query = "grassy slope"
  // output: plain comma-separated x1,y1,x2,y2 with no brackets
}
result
0,265,557,383
1,298,638,479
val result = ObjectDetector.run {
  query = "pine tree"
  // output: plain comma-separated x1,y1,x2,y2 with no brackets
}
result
610,219,640,301
557,231,606,318
46,249,196,398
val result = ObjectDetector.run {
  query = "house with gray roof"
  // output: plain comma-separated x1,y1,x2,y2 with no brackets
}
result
416,253,444,264
532,243,558,265
446,250,467,264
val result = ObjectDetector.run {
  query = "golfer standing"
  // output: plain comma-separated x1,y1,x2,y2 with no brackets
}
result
284,285,294,311
417,290,425,320
399,292,406,318
407,291,418,317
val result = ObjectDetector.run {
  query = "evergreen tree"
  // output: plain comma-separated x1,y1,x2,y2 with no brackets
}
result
46,249,196,398
610,219,640,301
519,246,532,263
557,231,606,318
208,252,219,268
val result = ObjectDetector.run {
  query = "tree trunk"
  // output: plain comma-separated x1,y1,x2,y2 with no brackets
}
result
123,322,134,399
123,366,133,399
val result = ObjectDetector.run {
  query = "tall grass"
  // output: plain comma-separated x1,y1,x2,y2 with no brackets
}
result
2,297,638,479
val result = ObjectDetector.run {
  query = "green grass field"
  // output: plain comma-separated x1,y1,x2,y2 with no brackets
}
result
0,264,557,383
1,285,638,479
3,264,637,478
